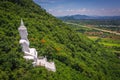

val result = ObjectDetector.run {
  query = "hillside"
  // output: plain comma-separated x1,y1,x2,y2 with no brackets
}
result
0,0,120,80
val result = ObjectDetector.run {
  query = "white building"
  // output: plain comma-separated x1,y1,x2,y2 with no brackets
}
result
36,57,56,72
18,19,56,72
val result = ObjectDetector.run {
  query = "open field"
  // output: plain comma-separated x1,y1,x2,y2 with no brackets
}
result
66,22,120,36
88,36,120,47
87,36,99,41
66,21,120,55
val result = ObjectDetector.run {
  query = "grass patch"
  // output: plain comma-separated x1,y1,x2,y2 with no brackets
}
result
87,36,99,41
99,42,120,47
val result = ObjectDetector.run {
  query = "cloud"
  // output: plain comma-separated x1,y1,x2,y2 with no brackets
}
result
34,0,56,4
64,8,90,13
78,8,89,12
47,8,120,16
47,8,91,16
33,0,56,7
93,8,120,16
48,9,53,12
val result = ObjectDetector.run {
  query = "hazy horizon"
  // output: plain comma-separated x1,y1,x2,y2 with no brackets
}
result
33,0,120,16
56,14,120,17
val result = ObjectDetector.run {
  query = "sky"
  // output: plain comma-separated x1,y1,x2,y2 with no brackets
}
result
33,0,120,16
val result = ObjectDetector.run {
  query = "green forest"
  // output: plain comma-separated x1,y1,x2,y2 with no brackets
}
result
0,0,120,80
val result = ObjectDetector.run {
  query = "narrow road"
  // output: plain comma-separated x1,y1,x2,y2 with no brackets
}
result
65,22,120,36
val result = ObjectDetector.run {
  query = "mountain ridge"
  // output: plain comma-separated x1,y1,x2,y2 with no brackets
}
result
58,14,120,20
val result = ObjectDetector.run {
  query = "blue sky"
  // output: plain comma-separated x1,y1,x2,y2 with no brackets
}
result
33,0,120,16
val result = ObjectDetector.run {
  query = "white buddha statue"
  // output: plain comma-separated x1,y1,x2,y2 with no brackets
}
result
18,19,30,53
18,19,38,63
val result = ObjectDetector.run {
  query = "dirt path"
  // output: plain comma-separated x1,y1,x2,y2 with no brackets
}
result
65,22,120,36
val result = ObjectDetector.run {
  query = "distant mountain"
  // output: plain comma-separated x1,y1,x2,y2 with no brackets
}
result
58,14,120,20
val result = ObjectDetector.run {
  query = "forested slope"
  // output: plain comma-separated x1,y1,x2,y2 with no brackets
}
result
0,0,120,80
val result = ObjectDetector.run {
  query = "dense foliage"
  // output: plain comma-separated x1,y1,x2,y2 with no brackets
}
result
0,0,120,80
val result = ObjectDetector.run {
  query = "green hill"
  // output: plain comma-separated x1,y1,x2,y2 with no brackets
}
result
0,0,120,80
